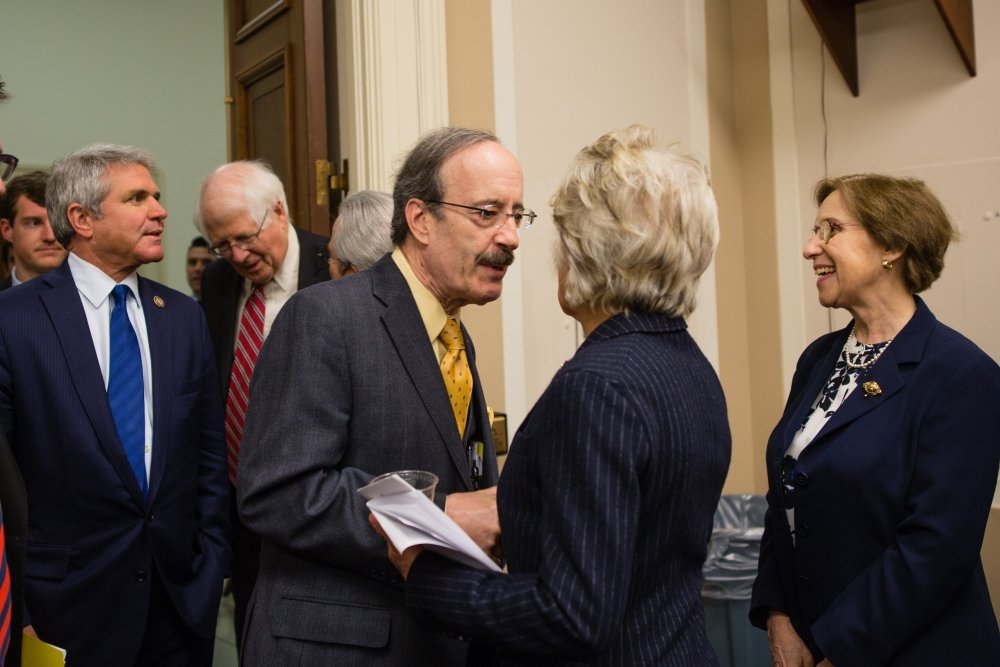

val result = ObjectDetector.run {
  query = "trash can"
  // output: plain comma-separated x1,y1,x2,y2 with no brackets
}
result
702,494,772,667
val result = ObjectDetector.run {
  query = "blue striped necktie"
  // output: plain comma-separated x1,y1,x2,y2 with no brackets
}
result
107,285,147,498
0,503,11,663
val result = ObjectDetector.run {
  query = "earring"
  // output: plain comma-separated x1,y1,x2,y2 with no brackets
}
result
882,258,893,270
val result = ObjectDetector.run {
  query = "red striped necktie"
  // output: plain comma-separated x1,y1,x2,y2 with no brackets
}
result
225,284,266,484
1,503,12,664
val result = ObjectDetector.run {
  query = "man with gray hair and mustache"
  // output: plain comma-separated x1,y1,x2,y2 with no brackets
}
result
236,126,530,665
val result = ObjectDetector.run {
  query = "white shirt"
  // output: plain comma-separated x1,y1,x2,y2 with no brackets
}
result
68,252,154,482
232,222,300,344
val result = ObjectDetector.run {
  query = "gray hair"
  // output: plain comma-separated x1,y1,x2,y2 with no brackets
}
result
390,127,499,245
551,125,719,318
193,160,289,239
47,144,158,247
335,190,393,272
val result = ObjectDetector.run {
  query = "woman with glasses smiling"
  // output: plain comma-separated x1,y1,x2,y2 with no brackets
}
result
373,125,731,665
750,174,1000,666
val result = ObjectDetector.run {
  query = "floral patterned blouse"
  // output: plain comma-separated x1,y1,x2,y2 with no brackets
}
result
781,333,890,535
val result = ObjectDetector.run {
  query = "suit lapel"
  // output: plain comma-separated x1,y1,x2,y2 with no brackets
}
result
294,226,331,289
40,265,147,506
370,259,472,489
780,335,844,452
814,354,905,442
139,278,171,502
794,298,933,450
212,263,242,393
463,324,498,486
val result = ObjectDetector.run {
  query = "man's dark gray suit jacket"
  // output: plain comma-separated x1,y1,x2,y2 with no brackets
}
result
237,254,498,666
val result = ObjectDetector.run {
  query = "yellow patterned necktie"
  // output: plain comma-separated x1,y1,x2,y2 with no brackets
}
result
439,318,473,437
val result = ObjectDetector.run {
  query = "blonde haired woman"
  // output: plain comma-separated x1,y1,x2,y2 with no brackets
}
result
374,125,731,666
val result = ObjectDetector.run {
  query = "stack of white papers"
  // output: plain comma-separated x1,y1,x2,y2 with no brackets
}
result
359,474,502,572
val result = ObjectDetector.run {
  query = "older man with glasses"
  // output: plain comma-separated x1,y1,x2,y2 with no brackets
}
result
193,160,330,649
236,126,528,666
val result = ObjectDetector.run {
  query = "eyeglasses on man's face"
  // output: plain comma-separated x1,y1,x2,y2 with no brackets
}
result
210,208,269,258
427,200,537,230
0,153,18,182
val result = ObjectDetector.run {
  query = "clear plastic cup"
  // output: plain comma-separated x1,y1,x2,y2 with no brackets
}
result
370,470,439,499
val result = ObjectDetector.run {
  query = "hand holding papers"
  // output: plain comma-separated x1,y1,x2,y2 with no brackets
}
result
360,473,502,572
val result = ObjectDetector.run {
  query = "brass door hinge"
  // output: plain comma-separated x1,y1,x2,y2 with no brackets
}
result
316,158,350,206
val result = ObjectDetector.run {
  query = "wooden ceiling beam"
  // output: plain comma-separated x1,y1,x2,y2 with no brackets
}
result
799,0,976,97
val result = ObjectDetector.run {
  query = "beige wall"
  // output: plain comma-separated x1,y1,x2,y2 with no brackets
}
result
706,0,784,494
494,0,715,433
443,0,507,419
0,0,227,293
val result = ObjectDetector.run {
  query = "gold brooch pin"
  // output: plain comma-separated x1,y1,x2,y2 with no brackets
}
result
863,380,882,397
153,296,165,308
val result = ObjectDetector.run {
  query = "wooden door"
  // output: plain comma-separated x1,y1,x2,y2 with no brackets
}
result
225,0,342,236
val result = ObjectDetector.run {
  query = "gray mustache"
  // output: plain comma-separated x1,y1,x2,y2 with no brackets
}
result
478,248,515,267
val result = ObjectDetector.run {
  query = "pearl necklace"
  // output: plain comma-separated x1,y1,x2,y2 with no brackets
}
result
842,323,893,370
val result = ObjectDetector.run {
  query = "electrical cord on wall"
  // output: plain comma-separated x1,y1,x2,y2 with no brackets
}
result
821,39,829,178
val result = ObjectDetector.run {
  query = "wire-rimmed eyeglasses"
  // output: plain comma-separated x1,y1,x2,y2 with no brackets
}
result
0,153,18,182
809,219,841,244
210,208,269,258
427,200,537,230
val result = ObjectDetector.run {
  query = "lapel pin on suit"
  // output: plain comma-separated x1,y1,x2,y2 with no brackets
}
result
153,296,165,308
862,380,882,397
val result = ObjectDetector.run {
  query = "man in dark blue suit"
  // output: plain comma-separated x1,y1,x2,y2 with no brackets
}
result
0,144,230,667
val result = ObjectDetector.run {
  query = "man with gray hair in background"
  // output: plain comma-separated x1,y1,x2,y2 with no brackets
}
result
0,143,229,666
194,159,329,646
236,126,531,664
327,189,394,280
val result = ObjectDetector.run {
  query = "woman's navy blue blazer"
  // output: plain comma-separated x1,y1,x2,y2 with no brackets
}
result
751,297,1000,665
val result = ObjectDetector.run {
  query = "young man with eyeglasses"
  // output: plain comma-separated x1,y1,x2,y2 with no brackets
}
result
193,159,329,649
